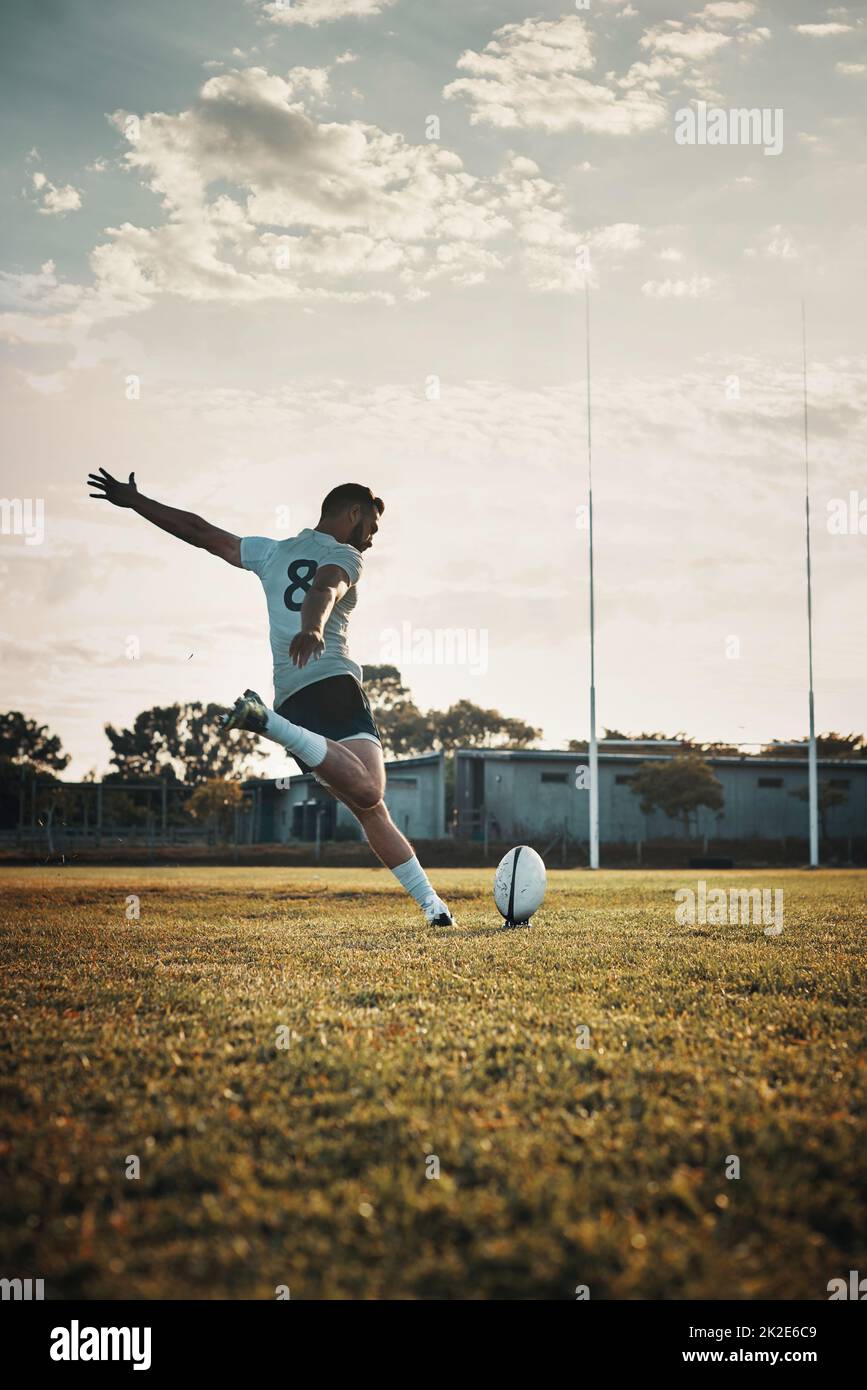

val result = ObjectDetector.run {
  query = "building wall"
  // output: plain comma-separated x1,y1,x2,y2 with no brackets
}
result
491,760,585,842
269,779,331,843
263,753,446,843
385,767,444,841
456,750,867,844
605,759,866,842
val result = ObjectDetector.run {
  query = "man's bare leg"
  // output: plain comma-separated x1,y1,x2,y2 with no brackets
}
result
223,690,383,808
307,739,384,809
223,694,452,923
318,741,411,866
307,739,453,925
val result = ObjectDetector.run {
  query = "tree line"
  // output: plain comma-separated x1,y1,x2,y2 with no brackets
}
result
1,672,861,840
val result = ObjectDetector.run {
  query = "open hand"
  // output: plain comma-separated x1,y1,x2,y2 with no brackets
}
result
88,468,139,508
289,630,325,669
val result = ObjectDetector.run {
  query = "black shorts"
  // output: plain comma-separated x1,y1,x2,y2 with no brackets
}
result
277,675,381,774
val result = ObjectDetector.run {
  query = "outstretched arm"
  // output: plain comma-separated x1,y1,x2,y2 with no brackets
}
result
87,469,241,567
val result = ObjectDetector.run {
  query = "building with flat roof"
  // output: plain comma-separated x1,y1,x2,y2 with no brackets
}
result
453,747,867,849
244,751,446,845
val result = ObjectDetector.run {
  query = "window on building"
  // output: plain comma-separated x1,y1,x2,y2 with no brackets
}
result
758,777,783,788
829,779,850,790
540,772,569,784
615,775,633,786
388,777,418,788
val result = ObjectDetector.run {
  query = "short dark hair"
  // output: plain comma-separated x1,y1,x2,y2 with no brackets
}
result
320,483,384,517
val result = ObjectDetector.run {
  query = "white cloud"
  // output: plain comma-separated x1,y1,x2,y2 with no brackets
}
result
836,61,866,74
758,225,799,260
30,170,83,216
642,276,717,298
0,257,147,354
444,15,666,135
0,262,58,332
258,0,397,27
85,64,528,308
692,2,756,19
641,24,732,60
23,371,71,396
3,61,616,351
592,222,643,254
738,27,771,46
493,152,642,291
794,23,853,37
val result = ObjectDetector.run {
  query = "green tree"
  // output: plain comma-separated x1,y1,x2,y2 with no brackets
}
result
0,712,70,832
188,778,245,842
816,732,865,759
629,753,724,838
790,781,849,842
568,730,693,752
429,699,540,751
0,711,70,772
105,702,263,785
363,665,432,757
363,665,413,711
759,733,865,760
363,669,540,757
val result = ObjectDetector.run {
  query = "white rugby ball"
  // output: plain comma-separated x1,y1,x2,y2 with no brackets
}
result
494,845,546,926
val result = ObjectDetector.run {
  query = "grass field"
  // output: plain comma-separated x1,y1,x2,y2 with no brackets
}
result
1,866,865,1300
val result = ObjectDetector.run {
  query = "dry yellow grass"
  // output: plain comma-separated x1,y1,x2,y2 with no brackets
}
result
1,866,865,1299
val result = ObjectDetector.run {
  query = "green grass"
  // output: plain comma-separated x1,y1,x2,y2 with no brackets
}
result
1,866,865,1300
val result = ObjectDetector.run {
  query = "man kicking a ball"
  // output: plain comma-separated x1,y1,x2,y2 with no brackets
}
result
87,470,453,926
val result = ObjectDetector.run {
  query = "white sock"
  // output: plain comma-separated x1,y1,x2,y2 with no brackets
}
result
261,708,327,768
391,855,436,908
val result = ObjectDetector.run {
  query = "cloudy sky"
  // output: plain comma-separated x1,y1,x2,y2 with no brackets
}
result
1,0,865,779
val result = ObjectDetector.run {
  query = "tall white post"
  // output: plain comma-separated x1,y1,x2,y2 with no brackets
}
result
585,286,599,869
802,301,819,867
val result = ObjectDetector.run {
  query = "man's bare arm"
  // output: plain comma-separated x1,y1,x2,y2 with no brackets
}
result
289,564,350,668
87,468,242,567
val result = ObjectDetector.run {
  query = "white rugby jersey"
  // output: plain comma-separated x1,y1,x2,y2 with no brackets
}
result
240,528,364,705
